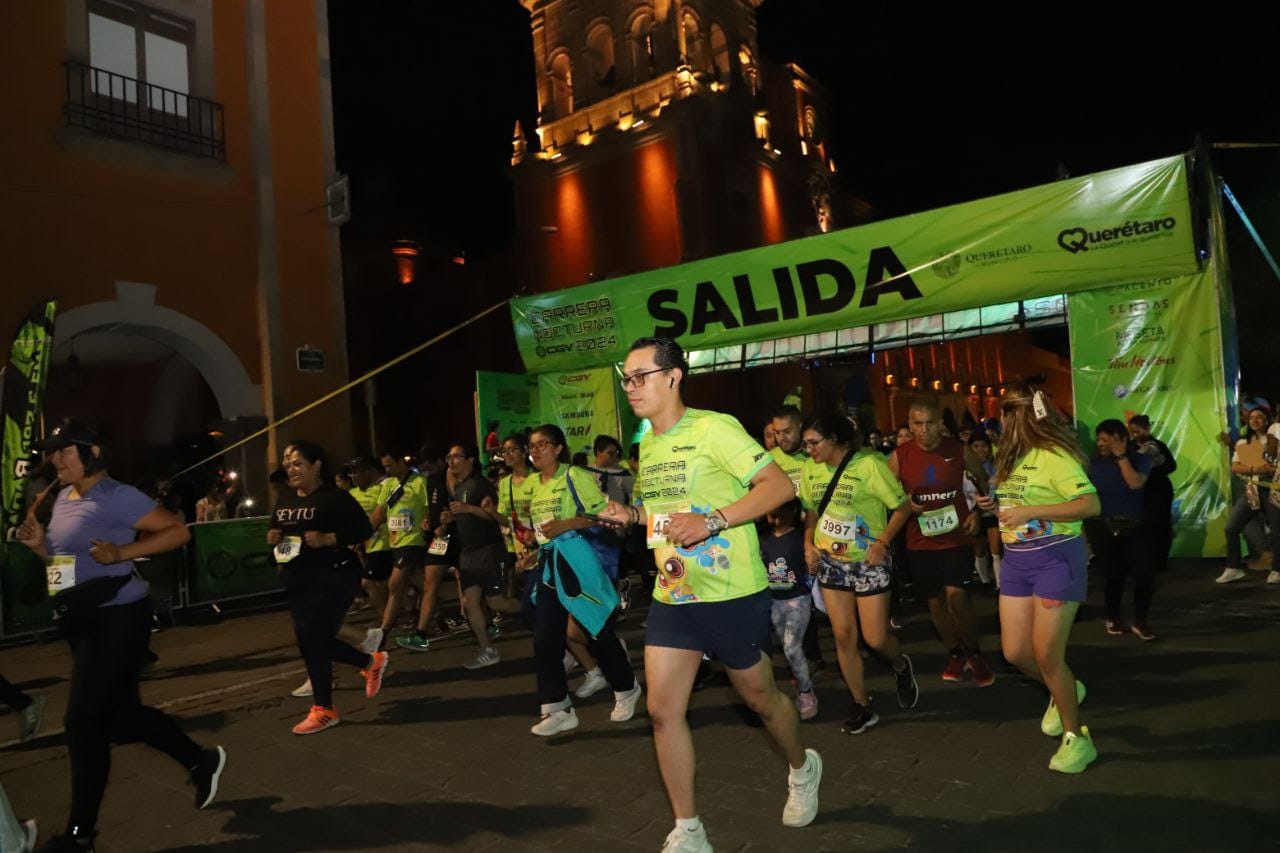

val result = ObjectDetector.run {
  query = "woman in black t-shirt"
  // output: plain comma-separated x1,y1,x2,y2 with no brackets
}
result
268,442,386,735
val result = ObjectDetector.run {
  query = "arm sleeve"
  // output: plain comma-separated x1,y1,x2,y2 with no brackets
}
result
866,456,908,509
569,467,608,515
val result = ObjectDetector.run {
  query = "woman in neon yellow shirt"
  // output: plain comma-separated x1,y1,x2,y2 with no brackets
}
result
524,424,642,737
975,382,1101,774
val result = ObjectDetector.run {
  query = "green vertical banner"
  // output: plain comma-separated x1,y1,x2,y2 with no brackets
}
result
475,371,541,455
2,299,57,542
537,367,621,459
1069,270,1230,557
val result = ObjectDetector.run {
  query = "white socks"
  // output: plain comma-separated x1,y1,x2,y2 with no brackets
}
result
676,816,701,831
974,555,993,584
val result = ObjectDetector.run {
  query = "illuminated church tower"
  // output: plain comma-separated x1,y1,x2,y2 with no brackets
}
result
512,0,868,292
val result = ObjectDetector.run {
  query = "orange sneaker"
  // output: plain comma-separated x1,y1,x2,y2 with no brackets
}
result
365,651,389,698
292,705,339,735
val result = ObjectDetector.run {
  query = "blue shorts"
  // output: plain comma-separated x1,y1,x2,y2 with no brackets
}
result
1001,536,1088,602
645,589,772,670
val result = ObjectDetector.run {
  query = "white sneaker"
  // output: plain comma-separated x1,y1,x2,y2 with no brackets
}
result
782,748,823,827
291,679,313,697
610,682,644,722
574,668,609,699
360,628,384,654
662,823,713,853
563,650,581,674
1267,571,1280,585
1215,567,1247,584
18,693,44,742
464,647,500,670
20,819,37,853
531,706,579,736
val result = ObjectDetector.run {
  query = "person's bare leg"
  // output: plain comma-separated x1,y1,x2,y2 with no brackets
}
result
645,646,704,818
724,653,805,768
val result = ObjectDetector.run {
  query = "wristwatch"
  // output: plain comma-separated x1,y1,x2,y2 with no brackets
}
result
705,511,728,534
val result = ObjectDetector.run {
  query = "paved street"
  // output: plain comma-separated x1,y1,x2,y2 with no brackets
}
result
1,561,1276,852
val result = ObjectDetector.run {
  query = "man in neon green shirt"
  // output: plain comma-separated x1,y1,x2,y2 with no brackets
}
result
347,456,394,647
373,451,432,646
769,405,808,498
598,337,822,853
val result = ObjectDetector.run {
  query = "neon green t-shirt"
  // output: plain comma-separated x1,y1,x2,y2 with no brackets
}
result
526,464,607,545
497,472,536,552
636,408,773,605
770,446,808,498
385,473,428,549
800,450,906,564
993,447,1096,548
349,477,392,552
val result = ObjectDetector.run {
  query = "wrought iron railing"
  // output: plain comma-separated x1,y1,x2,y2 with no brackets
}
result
64,59,225,160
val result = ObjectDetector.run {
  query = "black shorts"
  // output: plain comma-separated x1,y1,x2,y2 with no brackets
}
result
645,588,772,670
458,543,505,595
423,537,460,567
364,550,394,582
908,546,973,598
392,546,426,573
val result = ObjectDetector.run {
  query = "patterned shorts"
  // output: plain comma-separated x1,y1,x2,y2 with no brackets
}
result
818,552,892,597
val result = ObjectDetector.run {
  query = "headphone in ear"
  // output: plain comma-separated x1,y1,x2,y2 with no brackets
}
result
668,377,675,388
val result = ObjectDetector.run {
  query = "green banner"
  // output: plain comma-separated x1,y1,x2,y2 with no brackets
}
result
475,370,541,456
187,517,281,603
1069,269,1230,557
511,156,1198,372
1,300,57,543
537,367,621,459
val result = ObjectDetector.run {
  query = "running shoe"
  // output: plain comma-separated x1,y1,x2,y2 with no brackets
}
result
345,599,370,616
190,746,227,809
292,706,339,735
1041,679,1087,737
782,748,822,827
365,651,389,698
796,690,819,721
895,654,920,709
531,706,579,736
486,622,501,640
444,615,469,633
1105,621,1126,636
661,823,713,853
19,819,36,852
1048,726,1098,773
18,693,44,742
1215,567,1247,584
610,682,644,722
574,668,609,699
941,652,966,682
966,654,995,687
618,577,633,613
1131,625,1157,642
395,632,431,652
290,679,313,698
1267,570,1280,585
464,647,500,670
841,701,879,735
360,628,384,654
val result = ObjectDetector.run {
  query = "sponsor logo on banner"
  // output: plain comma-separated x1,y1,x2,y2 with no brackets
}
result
1109,298,1170,316
1057,217,1178,254
963,244,1033,267
558,374,591,385
1115,325,1167,348
930,253,961,279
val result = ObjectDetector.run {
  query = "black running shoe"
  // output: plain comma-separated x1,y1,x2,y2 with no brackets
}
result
895,653,920,709
841,701,879,735
191,746,227,809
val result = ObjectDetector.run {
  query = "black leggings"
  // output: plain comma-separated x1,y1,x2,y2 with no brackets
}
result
284,566,370,708
0,674,32,711
65,598,202,833
1086,519,1155,627
533,580,634,707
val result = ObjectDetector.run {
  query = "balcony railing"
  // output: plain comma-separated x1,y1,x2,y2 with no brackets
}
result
64,59,225,161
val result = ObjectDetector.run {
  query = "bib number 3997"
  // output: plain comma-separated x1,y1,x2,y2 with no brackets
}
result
818,515,855,542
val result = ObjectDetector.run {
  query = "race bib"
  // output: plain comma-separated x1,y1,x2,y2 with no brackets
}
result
646,513,674,549
47,555,76,596
388,514,412,531
918,505,960,537
274,536,302,564
817,512,857,543
533,516,554,546
428,535,450,556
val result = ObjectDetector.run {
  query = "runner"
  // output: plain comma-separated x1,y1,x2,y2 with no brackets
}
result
371,451,429,649
443,444,507,669
974,382,1101,773
522,424,642,735
762,500,817,720
597,337,822,853
800,414,919,735
347,455,393,647
888,401,993,686
268,442,389,735
17,419,226,851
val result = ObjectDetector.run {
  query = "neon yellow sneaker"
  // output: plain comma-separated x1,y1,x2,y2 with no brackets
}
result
1040,680,1086,737
1049,726,1097,773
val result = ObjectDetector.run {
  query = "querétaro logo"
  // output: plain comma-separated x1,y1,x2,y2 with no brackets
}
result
1057,217,1177,254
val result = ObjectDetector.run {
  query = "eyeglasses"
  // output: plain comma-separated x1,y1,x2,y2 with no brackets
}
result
445,454,468,462
619,367,670,390
500,446,523,455
528,440,555,452
802,436,828,449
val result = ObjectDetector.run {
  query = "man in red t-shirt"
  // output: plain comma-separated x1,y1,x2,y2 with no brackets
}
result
889,401,994,686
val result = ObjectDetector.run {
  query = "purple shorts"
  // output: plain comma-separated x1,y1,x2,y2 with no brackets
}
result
1000,536,1088,602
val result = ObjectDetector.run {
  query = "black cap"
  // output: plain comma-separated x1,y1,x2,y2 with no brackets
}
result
34,418,107,451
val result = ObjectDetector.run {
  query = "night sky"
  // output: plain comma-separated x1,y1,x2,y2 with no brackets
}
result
327,1,1280,385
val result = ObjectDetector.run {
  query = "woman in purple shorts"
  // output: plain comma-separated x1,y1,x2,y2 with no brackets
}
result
975,383,1101,774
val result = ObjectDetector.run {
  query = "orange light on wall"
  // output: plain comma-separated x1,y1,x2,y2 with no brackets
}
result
952,382,961,392
910,377,920,388
931,380,942,391
970,385,978,394
758,165,784,245
392,240,419,285
555,170,590,285
885,373,895,386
